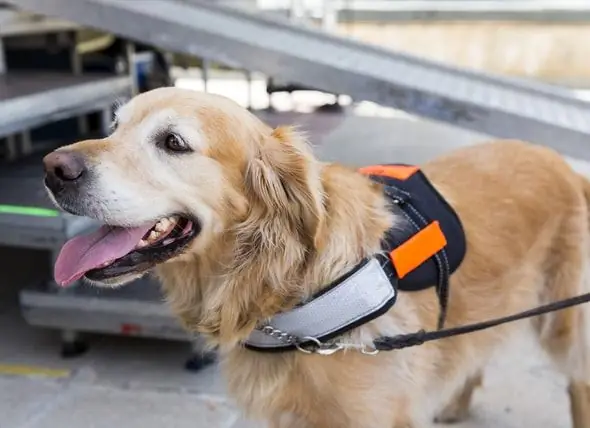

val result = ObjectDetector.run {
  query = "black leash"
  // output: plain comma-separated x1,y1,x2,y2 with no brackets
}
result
373,291,590,351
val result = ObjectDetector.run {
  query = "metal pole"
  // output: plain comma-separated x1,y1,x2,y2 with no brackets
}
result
70,30,90,137
5,135,17,161
0,35,14,160
288,0,305,21
20,130,32,156
245,69,253,110
202,58,210,92
100,104,113,136
126,41,138,96
0,37,5,75
321,0,337,31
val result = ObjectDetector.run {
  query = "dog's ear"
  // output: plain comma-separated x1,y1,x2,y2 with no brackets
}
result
245,126,326,247
199,127,327,345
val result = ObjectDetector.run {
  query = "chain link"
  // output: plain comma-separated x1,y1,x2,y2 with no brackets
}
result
258,325,299,345
256,325,380,356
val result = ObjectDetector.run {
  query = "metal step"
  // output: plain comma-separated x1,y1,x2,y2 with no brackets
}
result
20,277,190,341
0,8,80,36
0,156,194,346
0,181,99,250
0,157,101,249
7,0,590,159
0,72,131,139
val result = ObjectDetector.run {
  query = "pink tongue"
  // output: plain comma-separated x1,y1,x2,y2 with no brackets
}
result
54,223,154,287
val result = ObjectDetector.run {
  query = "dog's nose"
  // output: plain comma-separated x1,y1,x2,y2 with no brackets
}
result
43,151,86,194
43,151,86,190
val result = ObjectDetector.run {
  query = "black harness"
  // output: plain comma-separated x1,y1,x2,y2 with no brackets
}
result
367,164,466,329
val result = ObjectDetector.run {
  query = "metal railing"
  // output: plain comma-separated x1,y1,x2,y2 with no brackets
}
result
256,0,590,22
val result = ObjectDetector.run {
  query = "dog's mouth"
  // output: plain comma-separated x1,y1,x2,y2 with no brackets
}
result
54,215,200,287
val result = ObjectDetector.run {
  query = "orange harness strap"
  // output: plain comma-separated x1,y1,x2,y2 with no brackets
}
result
391,221,447,279
358,165,419,181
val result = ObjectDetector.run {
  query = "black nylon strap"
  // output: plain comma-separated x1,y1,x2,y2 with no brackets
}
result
434,256,450,330
373,291,590,351
381,182,450,330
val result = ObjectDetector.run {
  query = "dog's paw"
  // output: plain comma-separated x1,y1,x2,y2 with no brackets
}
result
435,373,482,424
433,407,470,425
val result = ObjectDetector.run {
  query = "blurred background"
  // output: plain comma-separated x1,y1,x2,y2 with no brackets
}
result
0,1,589,427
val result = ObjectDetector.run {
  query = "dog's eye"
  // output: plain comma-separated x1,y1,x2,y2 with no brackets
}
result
163,134,191,153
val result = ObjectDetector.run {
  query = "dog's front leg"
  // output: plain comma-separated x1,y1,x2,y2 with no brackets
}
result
268,413,310,428
568,382,590,428
389,407,423,428
391,417,419,428
391,421,415,428
434,372,482,423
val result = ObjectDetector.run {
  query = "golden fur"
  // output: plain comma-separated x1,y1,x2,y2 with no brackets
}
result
52,88,590,427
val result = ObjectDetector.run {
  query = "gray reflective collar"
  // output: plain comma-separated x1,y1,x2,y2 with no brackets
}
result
244,257,397,352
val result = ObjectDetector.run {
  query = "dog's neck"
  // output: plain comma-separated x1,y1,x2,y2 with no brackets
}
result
158,163,395,350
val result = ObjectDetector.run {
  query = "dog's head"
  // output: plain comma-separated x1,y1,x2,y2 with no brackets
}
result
45,88,325,288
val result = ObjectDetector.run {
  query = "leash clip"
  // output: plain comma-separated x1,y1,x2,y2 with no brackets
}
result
295,337,344,355
295,337,381,356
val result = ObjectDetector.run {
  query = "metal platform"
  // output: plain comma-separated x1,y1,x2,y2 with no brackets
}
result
0,7,80,36
300,0,590,23
0,154,101,250
0,72,131,139
20,276,189,341
0,16,190,350
0,154,177,348
0,147,195,349
7,0,590,159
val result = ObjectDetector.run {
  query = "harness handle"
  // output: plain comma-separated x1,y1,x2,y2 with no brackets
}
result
373,291,590,351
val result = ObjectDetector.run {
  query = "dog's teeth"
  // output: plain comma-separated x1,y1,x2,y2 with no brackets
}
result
154,217,177,233
137,239,148,248
148,230,160,242
155,218,170,232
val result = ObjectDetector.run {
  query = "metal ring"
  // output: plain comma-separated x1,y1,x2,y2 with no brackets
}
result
361,346,380,356
295,336,322,354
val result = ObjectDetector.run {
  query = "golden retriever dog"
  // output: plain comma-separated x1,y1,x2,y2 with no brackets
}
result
43,87,590,428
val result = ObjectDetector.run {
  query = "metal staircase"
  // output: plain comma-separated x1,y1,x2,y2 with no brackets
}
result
7,0,590,159
3,0,589,366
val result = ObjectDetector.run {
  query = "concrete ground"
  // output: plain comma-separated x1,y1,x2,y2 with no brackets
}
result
1,105,589,428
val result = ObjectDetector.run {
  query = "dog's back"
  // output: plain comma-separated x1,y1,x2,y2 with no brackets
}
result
416,140,590,427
